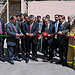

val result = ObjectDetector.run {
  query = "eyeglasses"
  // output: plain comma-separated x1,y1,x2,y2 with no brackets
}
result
55,17,58,18
30,20,33,21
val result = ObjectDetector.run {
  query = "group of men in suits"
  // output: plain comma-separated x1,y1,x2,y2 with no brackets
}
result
0,13,71,66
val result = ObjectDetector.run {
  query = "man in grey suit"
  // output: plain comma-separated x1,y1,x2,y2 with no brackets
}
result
6,16,23,64
56,15,70,66
42,19,54,63
0,13,5,62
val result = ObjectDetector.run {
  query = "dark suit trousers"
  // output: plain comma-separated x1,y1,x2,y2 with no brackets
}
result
43,38,53,60
8,41,19,60
26,38,38,59
58,39,68,64
0,37,4,57
53,38,58,53
21,37,26,53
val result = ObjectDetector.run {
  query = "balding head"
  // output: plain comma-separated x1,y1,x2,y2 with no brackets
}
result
10,16,17,24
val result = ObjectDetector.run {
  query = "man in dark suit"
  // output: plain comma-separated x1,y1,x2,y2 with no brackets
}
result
23,15,38,63
56,15,70,66
0,13,5,62
46,15,54,24
6,16,23,64
20,15,29,55
53,14,59,56
42,19,54,63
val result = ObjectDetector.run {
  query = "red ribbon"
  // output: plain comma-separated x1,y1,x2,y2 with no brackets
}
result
41,32,75,39
0,32,75,39
0,35,12,37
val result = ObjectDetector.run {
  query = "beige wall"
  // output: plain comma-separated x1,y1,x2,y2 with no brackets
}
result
28,1,75,21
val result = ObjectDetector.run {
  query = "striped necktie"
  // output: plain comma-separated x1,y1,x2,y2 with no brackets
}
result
14,25,19,39
0,22,3,34
30,24,32,34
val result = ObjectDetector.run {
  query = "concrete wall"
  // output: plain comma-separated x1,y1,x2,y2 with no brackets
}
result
28,1,75,21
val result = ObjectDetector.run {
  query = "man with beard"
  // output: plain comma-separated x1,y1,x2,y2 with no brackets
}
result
23,15,38,63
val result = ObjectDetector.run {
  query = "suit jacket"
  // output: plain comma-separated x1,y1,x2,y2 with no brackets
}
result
0,18,5,35
6,21,22,46
36,21,43,32
23,21,39,44
52,21,59,33
21,21,28,34
42,23,54,44
58,22,70,44
49,20,54,25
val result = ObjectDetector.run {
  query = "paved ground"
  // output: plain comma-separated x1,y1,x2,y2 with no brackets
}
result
0,51,75,75
0,40,75,75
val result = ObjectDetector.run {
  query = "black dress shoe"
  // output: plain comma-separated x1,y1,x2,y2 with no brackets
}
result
9,60,14,65
49,60,53,63
56,61,63,64
16,58,21,62
14,56,21,62
32,58,38,62
0,57,5,62
25,58,29,63
62,62,67,66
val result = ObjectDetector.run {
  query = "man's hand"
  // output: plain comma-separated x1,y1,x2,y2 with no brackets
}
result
16,34,20,37
67,34,70,37
38,31,41,34
30,34,34,37
48,34,50,37
58,31,62,34
74,36,75,39
26,33,30,36
20,34,24,37
55,35,57,39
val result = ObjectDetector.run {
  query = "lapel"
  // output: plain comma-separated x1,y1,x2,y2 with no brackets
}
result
49,23,52,32
61,22,66,30
31,22,35,32
0,19,3,28
10,22,16,32
27,22,35,32
27,21,31,32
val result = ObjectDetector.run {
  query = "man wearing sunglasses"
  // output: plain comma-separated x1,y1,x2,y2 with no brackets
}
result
53,14,59,56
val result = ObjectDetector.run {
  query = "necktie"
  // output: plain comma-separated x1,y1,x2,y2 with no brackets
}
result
55,22,58,33
0,22,3,34
59,24,62,30
14,25,19,39
30,24,32,34
45,25,49,33
14,26,17,33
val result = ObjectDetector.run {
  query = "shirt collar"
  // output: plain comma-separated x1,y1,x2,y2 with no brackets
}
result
62,21,65,25
10,21,15,26
70,21,73,25
30,23,33,25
